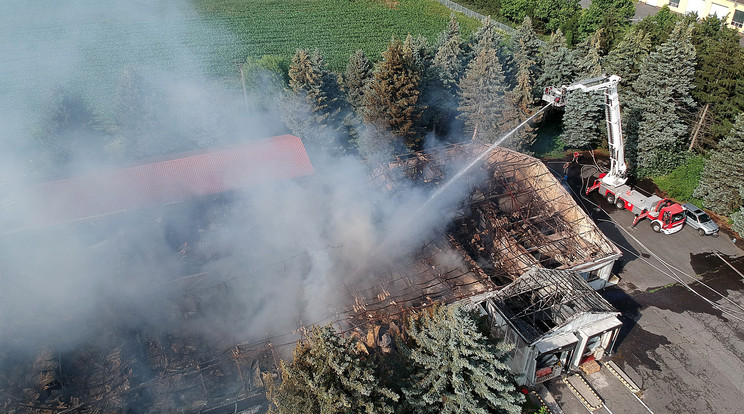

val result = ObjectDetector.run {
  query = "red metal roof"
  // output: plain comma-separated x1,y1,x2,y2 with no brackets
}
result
24,134,314,227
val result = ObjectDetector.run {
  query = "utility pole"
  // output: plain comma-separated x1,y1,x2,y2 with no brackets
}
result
689,102,709,151
236,61,249,113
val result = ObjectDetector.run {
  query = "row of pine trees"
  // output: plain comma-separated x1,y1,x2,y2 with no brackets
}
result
277,15,539,160
273,9,744,233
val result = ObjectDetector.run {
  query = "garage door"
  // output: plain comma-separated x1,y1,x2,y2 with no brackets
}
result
646,0,658,7
687,0,705,16
709,3,730,18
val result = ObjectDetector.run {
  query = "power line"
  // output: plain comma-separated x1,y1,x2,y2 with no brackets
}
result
548,163,744,321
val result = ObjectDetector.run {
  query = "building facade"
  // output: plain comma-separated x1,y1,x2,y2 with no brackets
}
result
644,0,744,32
482,268,622,386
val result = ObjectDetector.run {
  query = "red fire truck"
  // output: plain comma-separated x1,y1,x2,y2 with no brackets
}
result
543,75,685,234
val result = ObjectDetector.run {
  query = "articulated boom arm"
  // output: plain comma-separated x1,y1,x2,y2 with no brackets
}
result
543,74,627,187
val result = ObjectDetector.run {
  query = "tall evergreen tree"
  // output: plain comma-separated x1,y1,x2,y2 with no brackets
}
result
458,46,518,145
604,28,652,95
405,34,439,137
340,50,373,112
509,16,542,90
538,29,573,90
433,13,464,93
114,68,155,159
468,16,502,57
690,16,744,148
429,15,465,137
512,39,537,113
604,29,652,171
466,16,512,89
405,34,433,76
730,187,744,237
694,113,744,214
402,305,523,414
633,21,696,176
285,49,345,151
363,37,422,150
560,30,604,149
38,88,104,171
267,325,398,414
288,49,313,92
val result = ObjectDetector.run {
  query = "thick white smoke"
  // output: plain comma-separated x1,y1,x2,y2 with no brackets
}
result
0,0,476,360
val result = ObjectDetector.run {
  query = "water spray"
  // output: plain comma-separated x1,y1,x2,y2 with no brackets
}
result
414,103,552,217
349,103,552,280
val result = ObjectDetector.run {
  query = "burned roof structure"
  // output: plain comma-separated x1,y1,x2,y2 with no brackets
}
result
341,142,622,341
489,268,617,344
484,268,621,385
0,140,623,412
366,143,621,293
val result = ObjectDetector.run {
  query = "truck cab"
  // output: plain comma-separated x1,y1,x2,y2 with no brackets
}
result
655,201,686,234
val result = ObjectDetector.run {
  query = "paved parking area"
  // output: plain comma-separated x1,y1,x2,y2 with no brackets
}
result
544,171,744,413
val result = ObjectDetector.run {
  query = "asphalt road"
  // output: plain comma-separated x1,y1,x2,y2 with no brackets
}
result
553,167,744,413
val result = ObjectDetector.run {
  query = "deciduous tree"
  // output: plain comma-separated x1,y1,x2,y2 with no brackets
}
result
38,87,104,171
690,16,744,148
532,0,581,36
578,0,634,40
242,55,289,110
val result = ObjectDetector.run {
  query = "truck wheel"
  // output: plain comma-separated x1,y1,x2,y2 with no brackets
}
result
615,199,625,210
652,223,661,233
606,193,615,204
698,228,705,236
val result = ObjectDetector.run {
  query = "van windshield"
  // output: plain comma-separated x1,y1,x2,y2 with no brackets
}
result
699,214,711,223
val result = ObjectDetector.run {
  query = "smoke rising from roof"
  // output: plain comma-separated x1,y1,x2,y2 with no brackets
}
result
0,0,476,382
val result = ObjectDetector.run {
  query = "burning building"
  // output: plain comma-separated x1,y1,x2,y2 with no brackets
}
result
349,143,623,385
0,137,623,412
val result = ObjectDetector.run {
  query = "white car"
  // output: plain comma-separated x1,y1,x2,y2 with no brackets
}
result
682,203,719,237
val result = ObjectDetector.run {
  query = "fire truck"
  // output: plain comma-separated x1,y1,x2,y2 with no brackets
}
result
543,75,686,234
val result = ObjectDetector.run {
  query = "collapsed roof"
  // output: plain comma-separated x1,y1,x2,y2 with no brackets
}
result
351,143,621,322
490,267,618,344
0,141,623,412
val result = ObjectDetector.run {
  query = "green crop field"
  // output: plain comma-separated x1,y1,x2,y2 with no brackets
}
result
2,1,481,124
192,0,481,74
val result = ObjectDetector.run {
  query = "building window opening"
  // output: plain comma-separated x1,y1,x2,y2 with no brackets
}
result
732,10,744,28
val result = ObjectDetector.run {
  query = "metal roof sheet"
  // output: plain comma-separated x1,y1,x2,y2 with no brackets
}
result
21,134,314,228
